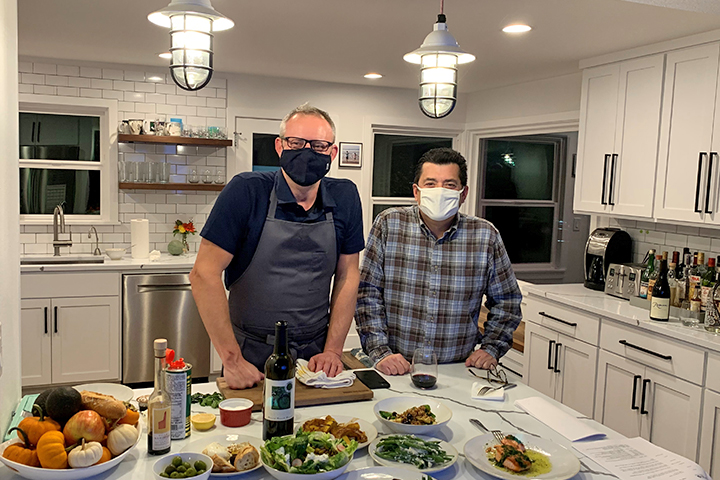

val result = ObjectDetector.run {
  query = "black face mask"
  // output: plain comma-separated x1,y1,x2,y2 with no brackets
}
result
280,148,331,186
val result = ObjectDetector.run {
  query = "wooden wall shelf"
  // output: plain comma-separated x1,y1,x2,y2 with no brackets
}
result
118,134,232,147
119,182,225,191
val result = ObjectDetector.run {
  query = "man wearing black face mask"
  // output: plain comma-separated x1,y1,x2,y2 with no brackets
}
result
191,104,364,389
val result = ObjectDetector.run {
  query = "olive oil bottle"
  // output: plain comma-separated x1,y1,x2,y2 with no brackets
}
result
148,338,171,455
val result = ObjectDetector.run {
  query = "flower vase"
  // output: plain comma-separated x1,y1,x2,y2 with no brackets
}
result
182,235,189,255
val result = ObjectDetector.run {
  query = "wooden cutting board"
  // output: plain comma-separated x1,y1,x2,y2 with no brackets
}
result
216,377,374,411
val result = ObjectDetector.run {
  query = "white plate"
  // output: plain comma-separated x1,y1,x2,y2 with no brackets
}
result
368,435,458,473
181,434,263,477
373,397,452,435
464,433,581,480
0,419,142,480
295,415,378,449
337,466,434,480
73,383,134,402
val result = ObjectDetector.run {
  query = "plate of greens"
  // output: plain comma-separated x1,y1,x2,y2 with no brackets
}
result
368,435,458,473
260,430,358,480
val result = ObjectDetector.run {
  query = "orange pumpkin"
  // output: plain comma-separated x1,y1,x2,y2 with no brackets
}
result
2,428,40,467
118,406,139,426
18,405,61,446
95,446,112,465
36,431,70,469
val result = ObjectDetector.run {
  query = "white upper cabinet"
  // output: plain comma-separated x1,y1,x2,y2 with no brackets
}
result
575,55,664,218
655,43,720,223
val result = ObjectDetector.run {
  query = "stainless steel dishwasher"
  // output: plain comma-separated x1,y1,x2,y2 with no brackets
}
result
123,273,210,384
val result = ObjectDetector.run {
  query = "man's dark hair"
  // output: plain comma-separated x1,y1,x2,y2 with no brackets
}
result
413,147,468,187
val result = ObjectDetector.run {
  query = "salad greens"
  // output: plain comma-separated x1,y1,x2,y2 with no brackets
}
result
261,430,358,474
375,435,453,469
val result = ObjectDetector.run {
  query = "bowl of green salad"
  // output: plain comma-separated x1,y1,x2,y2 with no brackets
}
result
260,430,358,480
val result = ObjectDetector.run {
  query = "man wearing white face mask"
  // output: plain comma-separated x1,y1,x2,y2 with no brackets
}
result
355,148,522,375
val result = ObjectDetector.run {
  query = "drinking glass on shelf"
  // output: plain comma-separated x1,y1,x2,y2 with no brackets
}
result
182,125,192,137
138,162,150,183
187,167,199,183
131,161,142,183
214,168,225,184
217,127,228,139
118,159,126,182
159,163,171,184
202,167,214,184
411,346,438,389
148,162,159,183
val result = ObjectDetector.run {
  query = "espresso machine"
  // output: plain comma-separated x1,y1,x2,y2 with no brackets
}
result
584,228,632,291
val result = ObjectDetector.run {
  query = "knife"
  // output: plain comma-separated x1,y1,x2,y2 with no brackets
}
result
470,418,490,432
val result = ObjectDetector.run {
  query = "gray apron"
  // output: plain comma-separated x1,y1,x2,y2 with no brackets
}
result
228,185,338,371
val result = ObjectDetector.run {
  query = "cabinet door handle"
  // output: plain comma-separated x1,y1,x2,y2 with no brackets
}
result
640,378,651,415
619,339,672,360
631,374,641,410
31,122,36,143
44,306,48,335
547,340,555,370
608,154,618,206
539,311,578,327
53,306,58,333
706,152,716,214
695,152,706,213
601,154,610,205
553,343,562,373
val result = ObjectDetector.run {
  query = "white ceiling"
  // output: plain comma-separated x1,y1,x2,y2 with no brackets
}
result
17,0,720,93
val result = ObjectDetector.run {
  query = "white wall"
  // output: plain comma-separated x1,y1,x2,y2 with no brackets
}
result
1,0,21,433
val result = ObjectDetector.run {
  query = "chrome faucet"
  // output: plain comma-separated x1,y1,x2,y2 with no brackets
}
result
88,226,101,256
52,204,72,256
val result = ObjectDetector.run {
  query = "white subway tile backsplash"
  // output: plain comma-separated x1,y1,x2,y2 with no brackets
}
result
119,203,135,213
134,82,155,93
187,194,207,204
166,194,188,204
207,98,226,108
157,104,177,115
156,204,177,214
167,155,187,164
206,156,225,166
156,145,177,155
57,87,79,97
118,101,135,112
68,76,92,88
45,75,69,86
80,66,102,78
33,63,56,75
145,194,167,204
156,84,176,95
22,73,45,84
699,227,720,237
166,95,187,105
104,233,125,243
25,244,49,254
124,91,145,102
57,65,80,77
19,62,32,73
136,103,156,114
34,85,56,95
209,77,227,88
186,116,207,126
688,235,712,251
91,78,113,89
177,204,198,214
102,69,124,80
677,225,701,236
197,107,217,117
145,93,166,104
177,105,197,116
124,71,146,82
124,153,146,162
80,88,102,98
134,144,156,154
187,97,207,107
113,80,134,91
711,238,720,251
664,233,688,247
103,90,124,100
18,84,33,93
197,87,216,98
645,230,666,244
216,89,227,99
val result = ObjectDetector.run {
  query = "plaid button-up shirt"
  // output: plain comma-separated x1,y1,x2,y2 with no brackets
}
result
355,206,522,365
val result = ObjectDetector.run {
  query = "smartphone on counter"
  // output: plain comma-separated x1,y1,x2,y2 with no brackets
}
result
355,369,391,389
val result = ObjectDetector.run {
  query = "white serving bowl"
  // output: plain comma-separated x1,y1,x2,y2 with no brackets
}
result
153,452,213,480
105,248,126,260
261,461,350,480
373,396,452,435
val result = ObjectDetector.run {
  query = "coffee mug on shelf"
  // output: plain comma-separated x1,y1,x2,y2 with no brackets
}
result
166,122,182,136
128,119,143,135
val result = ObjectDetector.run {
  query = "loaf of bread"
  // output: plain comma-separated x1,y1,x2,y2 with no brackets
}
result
80,390,127,419
210,454,236,473
232,443,259,471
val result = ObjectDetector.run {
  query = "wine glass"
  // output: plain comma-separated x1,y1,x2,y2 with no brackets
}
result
411,346,438,389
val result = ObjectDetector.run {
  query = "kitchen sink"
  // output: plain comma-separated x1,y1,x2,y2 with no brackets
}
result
21,255,105,265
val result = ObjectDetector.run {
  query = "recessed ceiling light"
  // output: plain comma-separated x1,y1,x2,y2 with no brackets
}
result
364,73,383,79
158,52,172,59
503,24,532,33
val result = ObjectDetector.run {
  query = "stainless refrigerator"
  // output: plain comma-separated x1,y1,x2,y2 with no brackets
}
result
123,273,210,384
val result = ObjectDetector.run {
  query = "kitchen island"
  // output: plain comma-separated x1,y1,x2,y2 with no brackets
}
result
0,363,623,480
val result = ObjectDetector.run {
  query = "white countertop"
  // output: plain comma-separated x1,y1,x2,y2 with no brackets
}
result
0,363,621,480
20,253,197,273
525,282,720,354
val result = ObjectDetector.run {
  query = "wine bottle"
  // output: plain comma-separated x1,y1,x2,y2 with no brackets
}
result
148,338,171,455
650,260,670,321
689,252,705,300
263,321,295,440
668,261,679,307
701,257,717,311
648,255,662,302
639,249,655,299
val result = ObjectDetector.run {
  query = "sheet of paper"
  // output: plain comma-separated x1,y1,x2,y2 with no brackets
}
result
574,437,710,480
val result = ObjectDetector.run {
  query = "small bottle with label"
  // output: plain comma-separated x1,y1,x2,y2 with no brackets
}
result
263,321,295,440
148,338,171,455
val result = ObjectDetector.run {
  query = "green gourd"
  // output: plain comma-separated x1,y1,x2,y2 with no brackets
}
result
168,240,184,256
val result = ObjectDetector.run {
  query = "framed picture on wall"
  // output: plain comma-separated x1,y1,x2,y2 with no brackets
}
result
339,142,363,168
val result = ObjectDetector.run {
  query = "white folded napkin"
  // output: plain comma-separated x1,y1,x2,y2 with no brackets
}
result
148,250,161,261
515,396,606,442
471,381,505,401
295,359,356,389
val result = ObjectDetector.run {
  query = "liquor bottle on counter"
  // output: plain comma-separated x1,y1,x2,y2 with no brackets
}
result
688,253,704,301
639,249,655,299
668,261,679,307
662,251,669,262
708,272,720,333
263,321,295,440
701,257,717,311
648,255,662,302
677,248,690,280
148,338,171,455
651,260,671,321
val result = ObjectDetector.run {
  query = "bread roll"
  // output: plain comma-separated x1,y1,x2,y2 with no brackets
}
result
80,390,126,419
233,444,259,471
210,454,236,473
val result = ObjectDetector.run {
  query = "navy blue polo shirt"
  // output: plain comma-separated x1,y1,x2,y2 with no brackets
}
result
201,170,365,289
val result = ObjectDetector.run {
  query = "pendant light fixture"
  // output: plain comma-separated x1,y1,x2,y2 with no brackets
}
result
404,0,475,119
148,0,234,91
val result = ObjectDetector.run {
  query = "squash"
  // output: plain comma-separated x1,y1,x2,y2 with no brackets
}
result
94,446,112,465
117,405,139,426
2,428,40,467
68,439,103,468
45,387,83,426
36,430,70,469
106,424,139,456
18,405,61,446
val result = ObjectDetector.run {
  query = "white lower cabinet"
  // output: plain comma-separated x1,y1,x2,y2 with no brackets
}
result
595,350,701,460
21,295,120,386
524,321,597,418
699,389,720,476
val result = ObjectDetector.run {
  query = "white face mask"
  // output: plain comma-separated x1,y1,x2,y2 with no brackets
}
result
417,186,461,221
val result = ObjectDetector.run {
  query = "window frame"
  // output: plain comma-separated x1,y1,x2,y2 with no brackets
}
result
476,135,567,269
18,94,118,225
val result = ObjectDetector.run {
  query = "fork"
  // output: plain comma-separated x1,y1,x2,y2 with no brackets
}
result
469,419,506,444
475,383,517,396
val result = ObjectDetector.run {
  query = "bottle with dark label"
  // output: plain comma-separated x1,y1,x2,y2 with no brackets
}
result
689,252,706,301
639,249,655,299
701,257,717,311
263,321,295,440
650,260,670,321
668,261,679,307
148,338,171,455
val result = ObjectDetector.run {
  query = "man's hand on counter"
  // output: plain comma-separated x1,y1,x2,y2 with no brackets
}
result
226,358,265,389
465,349,498,370
376,353,411,376
308,351,344,377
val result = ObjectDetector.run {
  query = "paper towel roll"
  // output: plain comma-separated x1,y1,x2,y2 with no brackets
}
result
131,219,150,259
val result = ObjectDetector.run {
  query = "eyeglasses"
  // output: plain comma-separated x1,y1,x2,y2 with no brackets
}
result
281,136,333,153
467,366,509,385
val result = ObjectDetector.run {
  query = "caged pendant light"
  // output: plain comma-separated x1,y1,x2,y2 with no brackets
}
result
404,0,475,119
148,0,234,91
